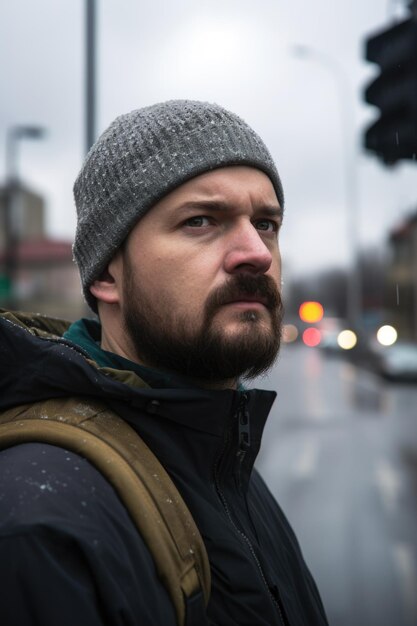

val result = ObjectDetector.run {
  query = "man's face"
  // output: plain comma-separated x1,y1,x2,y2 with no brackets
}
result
118,165,283,385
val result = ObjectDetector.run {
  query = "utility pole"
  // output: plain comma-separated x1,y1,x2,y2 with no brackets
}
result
85,0,97,155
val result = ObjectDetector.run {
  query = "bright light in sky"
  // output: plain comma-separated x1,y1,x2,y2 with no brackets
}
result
181,18,245,66
158,15,257,87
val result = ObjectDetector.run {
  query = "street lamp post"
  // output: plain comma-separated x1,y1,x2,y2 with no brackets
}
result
3,125,46,309
6,125,45,183
85,0,96,154
291,45,362,330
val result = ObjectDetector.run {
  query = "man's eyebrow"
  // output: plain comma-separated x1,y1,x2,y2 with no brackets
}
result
175,200,233,213
175,200,283,218
259,205,284,219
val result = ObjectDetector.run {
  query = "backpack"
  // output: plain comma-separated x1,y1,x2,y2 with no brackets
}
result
0,396,211,626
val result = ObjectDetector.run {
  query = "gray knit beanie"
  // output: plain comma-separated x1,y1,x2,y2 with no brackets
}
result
73,99,284,312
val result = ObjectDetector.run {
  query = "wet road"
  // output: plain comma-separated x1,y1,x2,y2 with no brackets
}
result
254,344,417,626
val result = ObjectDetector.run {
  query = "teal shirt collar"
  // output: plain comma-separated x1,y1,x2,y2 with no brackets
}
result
63,318,219,390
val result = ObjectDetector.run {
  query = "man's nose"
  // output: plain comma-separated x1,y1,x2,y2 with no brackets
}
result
223,222,273,275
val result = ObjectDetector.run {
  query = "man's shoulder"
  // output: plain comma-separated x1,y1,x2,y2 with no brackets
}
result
0,440,152,572
0,442,128,535
0,442,178,625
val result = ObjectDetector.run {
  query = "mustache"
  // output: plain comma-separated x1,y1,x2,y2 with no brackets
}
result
205,274,282,317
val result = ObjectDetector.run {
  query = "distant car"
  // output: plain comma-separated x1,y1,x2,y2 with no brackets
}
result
319,332,342,355
373,341,417,381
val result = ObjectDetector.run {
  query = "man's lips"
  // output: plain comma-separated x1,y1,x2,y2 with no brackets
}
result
222,295,269,308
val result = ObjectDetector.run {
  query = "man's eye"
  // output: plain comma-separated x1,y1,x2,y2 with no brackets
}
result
184,216,211,228
255,219,279,233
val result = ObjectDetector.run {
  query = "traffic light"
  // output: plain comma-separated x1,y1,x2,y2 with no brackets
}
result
363,16,417,165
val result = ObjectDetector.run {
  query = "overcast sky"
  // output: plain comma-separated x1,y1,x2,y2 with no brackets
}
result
1,0,416,281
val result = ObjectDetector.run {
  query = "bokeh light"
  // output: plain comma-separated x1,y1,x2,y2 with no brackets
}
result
299,301,324,324
282,323,299,343
337,329,357,350
302,327,322,347
376,325,398,346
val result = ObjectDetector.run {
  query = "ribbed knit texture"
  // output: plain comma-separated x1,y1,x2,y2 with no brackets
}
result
73,100,284,312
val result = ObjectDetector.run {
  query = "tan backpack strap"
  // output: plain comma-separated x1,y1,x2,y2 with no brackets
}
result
0,399,211,625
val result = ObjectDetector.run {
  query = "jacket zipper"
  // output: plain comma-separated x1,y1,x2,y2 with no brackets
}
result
214,392,287,626
235,393,250,492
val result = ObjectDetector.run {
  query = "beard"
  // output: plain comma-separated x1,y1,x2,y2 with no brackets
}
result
122,262,283,384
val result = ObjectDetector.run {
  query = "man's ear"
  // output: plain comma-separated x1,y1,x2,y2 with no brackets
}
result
89,253,123,305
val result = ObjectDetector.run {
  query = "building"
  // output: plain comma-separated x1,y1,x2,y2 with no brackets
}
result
0,183,86,320
387,211,417,340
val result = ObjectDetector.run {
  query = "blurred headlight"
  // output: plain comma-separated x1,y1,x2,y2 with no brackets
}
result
376,325,397,347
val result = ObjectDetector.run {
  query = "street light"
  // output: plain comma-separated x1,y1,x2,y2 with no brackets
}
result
6,125,46,183
290,44,362,331
3,125,46,308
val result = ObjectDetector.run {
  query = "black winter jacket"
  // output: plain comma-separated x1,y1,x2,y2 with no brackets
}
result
0,312,328,626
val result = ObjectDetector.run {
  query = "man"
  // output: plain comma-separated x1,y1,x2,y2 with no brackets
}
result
0,100,328,625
